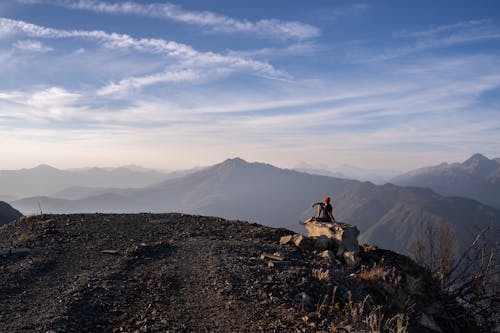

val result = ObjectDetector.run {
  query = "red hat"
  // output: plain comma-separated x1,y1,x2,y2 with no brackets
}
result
324,196,331,204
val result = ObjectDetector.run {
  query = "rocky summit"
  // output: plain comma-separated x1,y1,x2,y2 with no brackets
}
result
0,214,478,332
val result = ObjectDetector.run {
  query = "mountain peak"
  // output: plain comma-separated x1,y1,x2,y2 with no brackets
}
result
219,157,248,168
224,157,247,163
462,154,498,174
31,164,59,172
463,153,489,165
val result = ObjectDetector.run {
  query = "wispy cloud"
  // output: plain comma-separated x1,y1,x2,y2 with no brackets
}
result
394,19,492,38
97,69,203,95
319,3,370,22
2,53,500,170
0,87,84,122
347,19,500,63
13,39,52,52
17,0,321,40
0,17,288,94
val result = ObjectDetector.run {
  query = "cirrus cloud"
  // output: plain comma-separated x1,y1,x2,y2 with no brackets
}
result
17,0,321,41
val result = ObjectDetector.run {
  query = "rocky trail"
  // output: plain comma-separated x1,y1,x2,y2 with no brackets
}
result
0,213,479,332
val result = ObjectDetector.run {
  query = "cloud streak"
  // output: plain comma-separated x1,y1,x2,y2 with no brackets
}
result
18,0,320,40
13,39,53,52
0,17,288,94
347,19,500,63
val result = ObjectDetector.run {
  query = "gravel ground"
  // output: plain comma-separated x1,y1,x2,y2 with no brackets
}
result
0,213,478,333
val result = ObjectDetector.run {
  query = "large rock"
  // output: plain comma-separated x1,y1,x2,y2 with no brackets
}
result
304,221,360,254
303,221,361,267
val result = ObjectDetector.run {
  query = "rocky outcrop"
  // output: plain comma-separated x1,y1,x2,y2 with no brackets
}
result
281,221,361,267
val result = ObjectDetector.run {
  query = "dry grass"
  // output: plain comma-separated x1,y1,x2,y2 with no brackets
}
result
359,265,402,286
360,266,391,282
312,268,330,282
327,295,409,333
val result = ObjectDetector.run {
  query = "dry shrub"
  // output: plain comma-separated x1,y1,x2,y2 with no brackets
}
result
360,266,391,282
329,295,409,333
360,265,402,286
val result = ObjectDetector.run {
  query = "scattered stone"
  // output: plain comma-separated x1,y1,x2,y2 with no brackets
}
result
260,253,285,261
267,260,289,268
343,251,360,267
100,249,120,255
279,235,293,245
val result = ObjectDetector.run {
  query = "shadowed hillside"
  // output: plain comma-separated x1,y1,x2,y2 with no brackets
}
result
0,201,22,225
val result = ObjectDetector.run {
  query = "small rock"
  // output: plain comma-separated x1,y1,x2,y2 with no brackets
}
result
319,250,335,260
343,251,360,267
279,235,293,245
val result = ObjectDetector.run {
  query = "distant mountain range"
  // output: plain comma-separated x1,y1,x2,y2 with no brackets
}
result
391,153,500,210
294,162,398,184
0,201,22,225
10,158,499,255
0,165,201,200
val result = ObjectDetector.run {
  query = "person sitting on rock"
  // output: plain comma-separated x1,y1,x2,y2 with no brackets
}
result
307,196,337,223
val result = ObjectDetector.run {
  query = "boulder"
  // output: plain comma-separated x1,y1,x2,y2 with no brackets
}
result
304,221,360,254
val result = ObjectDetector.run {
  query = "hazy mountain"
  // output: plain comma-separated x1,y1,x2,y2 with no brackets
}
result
0,165,177,199
294,162,398,184
293,163,346,179
0,195,17,202
391,153,500,209
0,201,22,225
11,158,499,255
49,186,132,200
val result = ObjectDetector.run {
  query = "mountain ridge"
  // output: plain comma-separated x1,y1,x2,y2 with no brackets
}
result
11,158,499,255
391,153,500,209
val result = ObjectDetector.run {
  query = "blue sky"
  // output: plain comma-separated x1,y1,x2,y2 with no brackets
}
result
0,0,499,171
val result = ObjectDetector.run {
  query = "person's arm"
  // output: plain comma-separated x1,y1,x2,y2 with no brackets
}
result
328,211,337,223
311,202,322,208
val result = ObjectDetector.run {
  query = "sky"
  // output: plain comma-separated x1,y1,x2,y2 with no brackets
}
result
0,0,500,171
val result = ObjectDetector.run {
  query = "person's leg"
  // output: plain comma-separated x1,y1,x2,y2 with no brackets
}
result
316,204,324,218
305,216,316,223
